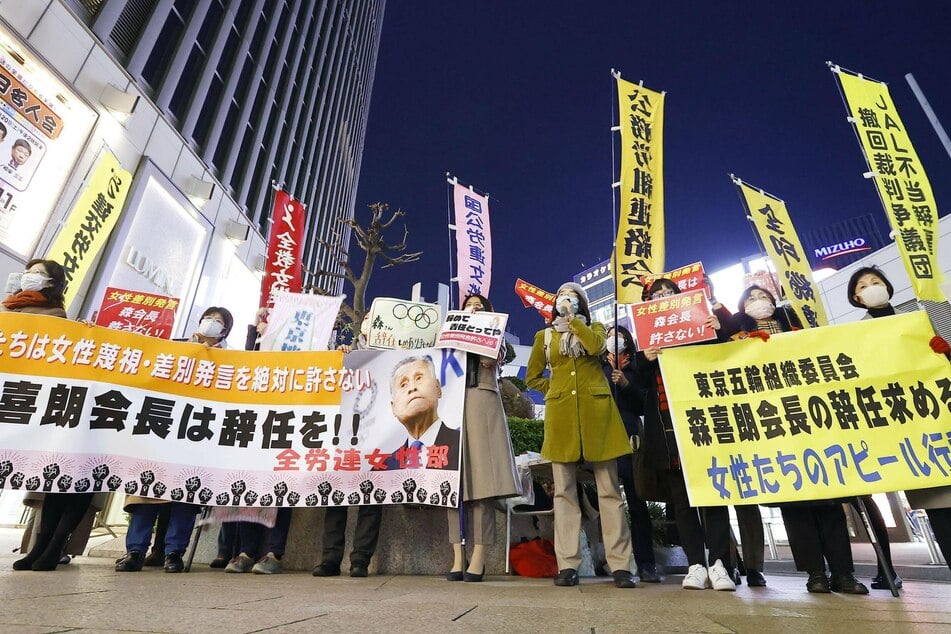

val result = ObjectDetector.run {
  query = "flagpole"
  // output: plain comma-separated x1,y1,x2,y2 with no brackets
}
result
610,69,622,359
446,172,457,310
905,73,951,166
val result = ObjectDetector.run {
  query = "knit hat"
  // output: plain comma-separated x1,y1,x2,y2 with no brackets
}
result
846,266,893,308
557,282,588,304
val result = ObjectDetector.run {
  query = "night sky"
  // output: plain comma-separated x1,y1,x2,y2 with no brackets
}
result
352,1,951,341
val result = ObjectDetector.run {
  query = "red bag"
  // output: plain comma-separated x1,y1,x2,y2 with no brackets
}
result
509,538,559,578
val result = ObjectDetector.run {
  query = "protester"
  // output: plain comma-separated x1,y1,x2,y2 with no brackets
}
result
526,282,637,588
312,312,383,577
633,278,736,591
116,307,233,573
445,294,520,582
5,260,104,571
733,287,867,594
848,266,951,576
602,324,660,583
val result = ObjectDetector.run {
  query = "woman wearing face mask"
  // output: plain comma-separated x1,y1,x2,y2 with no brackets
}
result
634,278,737,592
444,293,520,582
116,307,232,573
735,286,867,594
7,260,105,571
526,282,637,588
848,266,951,577
602,324,659,583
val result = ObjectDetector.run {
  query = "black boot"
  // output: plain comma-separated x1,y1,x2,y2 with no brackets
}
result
13,532,53,570
31,493,93,571
30,532,70,571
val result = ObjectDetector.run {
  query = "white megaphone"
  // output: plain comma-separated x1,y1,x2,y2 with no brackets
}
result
4,271,22,294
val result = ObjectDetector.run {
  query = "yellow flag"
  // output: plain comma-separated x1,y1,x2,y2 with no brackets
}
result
614,79,664,303
45,152,132,309
735,180,828,328
835,69,944,301
660,312,951,506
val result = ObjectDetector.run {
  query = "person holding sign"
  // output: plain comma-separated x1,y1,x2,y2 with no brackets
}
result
526,282,637,589
848,266,951,577
445,294,520,583
733,287,867,595
633,278,736,592
7,260,103,572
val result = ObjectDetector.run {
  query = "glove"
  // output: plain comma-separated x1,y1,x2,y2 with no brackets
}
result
929,335,950,354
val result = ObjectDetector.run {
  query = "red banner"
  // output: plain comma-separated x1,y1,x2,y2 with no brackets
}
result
514,278,556,321
94,286,179,339
631,289,715,350
260,188,305,308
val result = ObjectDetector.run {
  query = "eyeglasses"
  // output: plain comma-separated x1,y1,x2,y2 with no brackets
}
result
651,289,676,299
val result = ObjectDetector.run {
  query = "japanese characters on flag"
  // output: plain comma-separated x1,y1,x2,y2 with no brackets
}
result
734,179,829,328
94,286,180,340
258,291,343,352
453,182,491,304
435,310,508,358
659,312,951,506
832,65,945,302
45,151,132,309
613,78,665,304
631,289,715,350
366,297,441,350
0,312,464,508
260,188,305,310
514,278,555,321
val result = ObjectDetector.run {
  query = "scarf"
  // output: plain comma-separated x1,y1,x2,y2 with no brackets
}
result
552,315,589,358
868,304,896,319
2,290,51,310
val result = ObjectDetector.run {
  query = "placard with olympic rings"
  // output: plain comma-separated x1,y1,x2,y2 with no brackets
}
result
366,297,442,350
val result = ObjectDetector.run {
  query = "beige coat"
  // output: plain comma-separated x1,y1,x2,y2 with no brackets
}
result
461,358,521,501
905,486,951,510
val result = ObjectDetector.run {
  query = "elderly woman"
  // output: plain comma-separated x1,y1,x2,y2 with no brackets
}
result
526,282,637,588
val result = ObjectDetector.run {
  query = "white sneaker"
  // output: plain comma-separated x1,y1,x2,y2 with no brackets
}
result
682,563,710,589
708,559,736,591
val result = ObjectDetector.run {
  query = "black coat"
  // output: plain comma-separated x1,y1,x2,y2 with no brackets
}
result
600,359,645,438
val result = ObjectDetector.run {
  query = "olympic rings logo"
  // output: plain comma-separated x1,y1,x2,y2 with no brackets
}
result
391,303,440,328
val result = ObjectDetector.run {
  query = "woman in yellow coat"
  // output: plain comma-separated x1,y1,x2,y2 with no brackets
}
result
526,282,636,588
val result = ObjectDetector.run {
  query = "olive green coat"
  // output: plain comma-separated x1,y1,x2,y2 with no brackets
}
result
526,319,631,463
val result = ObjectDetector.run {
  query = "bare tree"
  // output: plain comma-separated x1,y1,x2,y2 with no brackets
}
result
315,202,422,331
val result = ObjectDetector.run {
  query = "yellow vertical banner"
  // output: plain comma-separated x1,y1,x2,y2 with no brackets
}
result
833,66,944,301
45,151,132,309
614,78,664,303
734,179,828,328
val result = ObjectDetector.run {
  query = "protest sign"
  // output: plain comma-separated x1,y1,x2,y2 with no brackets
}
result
435,310,508,358
631,289,715,350
94,287,179,339
258,291,342,352
366,297,441,350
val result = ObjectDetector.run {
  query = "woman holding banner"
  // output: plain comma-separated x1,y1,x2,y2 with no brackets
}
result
6,259,103,571
445,294,520,582
733,286,868,594
848,266,951,577
526,282,637,589
633,278,736,592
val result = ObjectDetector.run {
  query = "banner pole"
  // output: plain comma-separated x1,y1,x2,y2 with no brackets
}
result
905,73,951,166
609,70,622,363
446,172,456,309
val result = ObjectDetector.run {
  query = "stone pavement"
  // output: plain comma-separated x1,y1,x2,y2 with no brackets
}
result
1,549,950,633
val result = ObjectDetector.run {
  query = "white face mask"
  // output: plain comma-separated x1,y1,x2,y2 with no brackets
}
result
746,299,775,320
605,338,618,355
858,285,890,308
198,318,224,339
19,272,50,292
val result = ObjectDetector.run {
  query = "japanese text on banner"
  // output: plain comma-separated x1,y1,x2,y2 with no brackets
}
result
835,69,944,301
735,180,828,328
261,189,305,309
0,313,464,508
613,78,665,303
658,312,951,507
453,183,492,303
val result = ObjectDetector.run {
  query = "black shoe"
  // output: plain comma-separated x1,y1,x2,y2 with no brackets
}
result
830,573,869,595
554,568,579,587
806,572,831,593
746,569,767,587
870,574,903,590
164,552,185,573
637,566,661,583
350,563,369,578
613,570,637,588
115,551,145,572
463,567,484,583
312,562,341,577
209,556,229,569
731,567,742,586
144,549,165,567
446,570,464,581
